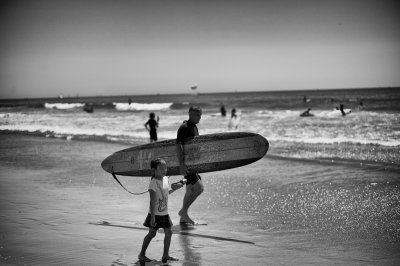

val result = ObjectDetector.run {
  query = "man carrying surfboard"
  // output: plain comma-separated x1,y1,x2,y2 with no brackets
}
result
176,106,204,225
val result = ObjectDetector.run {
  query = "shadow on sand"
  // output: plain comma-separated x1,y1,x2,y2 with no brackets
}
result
89,221,255,245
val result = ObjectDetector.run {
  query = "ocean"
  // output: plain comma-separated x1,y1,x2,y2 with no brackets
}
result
1,87,400,264
1,87,399,170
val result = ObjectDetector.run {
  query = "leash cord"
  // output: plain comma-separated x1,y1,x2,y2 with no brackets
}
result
111,168,148,195
110,167,183,196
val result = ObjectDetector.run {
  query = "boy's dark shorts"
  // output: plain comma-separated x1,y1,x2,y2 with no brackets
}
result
185,173,201,185
143,213,172,229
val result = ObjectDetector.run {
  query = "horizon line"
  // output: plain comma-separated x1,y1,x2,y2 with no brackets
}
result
0,86,398,101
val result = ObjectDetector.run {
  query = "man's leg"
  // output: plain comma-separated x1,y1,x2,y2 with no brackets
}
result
179,180,204,223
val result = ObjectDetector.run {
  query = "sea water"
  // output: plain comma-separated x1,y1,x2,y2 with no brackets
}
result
1,87,400,255
1,88,399,168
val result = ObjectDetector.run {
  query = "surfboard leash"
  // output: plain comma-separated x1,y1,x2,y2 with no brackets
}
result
110,167,183,196
111,167,148,195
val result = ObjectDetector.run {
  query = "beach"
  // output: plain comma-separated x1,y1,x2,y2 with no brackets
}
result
0,133,399,265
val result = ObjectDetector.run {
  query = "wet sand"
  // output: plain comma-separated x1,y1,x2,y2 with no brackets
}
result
0,134,399,265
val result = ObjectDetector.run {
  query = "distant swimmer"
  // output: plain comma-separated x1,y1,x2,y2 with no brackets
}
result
228,108,240,130
340,104,346,116
83,102,94,113
300,108,313,117
327,105,352,117
220,102,226,117
358,101,364,110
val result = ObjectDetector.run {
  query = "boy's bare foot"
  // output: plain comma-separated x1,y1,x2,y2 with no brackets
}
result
178,209,195,224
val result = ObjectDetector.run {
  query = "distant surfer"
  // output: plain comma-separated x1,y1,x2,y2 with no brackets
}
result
176,106,204,225
128,98,132,105
144,112,159,143
300,108,313,117
138,158,182,264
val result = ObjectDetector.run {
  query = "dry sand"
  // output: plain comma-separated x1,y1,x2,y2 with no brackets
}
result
0,134,399,265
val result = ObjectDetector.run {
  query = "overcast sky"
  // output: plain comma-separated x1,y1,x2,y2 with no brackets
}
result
1,0,399,99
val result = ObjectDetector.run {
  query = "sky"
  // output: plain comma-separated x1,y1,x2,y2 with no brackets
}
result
0,0,399,99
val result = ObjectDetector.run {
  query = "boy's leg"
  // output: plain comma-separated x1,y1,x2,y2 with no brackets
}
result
162,228,172,259
139,228,157,261
162,228,178,262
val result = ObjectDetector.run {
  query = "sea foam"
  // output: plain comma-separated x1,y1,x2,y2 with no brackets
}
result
44,103,84,109
113,102,173,111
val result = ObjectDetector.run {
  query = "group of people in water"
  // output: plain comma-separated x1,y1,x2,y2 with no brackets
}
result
144,102,239,144
301,104,349,117
300,95,361,117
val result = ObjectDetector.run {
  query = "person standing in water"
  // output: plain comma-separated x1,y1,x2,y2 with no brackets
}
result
340,104,346,116
220,102,226,117
175,106,204,225
144,112,159,143
228,108,240,130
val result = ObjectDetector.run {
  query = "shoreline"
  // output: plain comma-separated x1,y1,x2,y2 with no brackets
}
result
1,134,399,265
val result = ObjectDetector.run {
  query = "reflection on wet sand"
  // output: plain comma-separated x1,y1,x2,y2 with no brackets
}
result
178,226,202,266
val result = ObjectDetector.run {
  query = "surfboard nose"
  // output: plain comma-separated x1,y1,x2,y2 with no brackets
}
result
101,155,114,173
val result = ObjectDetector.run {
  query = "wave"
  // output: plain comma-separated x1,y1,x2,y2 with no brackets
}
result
113,102,173,111
44,103,84,110
41,102,175,111
267,136,400,147
2,126,399,149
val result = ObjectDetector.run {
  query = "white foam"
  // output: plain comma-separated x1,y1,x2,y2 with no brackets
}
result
113,102,173,111
325,109,352,117
44,103,84,109
267,136,400,147
1,109,399,149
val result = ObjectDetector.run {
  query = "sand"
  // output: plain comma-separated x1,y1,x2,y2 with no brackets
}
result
0,134,399,265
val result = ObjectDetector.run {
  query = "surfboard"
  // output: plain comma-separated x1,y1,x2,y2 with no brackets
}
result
101,132,269,176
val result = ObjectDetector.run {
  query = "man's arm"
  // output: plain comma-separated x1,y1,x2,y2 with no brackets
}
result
176,124,188,176
176,142,188,176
